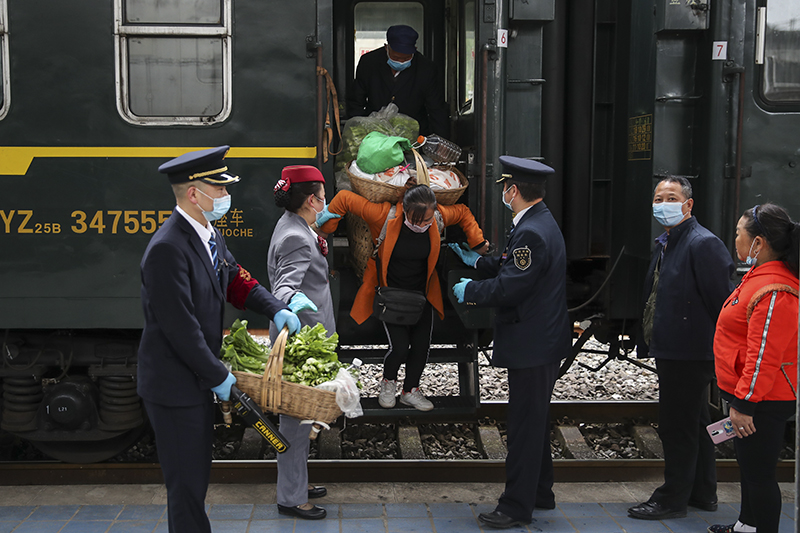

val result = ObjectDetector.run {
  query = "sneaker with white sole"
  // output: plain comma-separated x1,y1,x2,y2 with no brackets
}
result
399,388,434,411
378,379,397,408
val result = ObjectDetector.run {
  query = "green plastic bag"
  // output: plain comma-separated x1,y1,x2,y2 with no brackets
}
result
356,132,412,174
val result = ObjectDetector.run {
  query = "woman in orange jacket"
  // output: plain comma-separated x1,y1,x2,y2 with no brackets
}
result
711,203,800,533
318,185,488,410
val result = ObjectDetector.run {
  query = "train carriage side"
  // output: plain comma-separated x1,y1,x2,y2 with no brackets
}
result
0,0,327,462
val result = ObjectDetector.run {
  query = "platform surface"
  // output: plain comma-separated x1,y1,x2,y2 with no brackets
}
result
0,482,795,532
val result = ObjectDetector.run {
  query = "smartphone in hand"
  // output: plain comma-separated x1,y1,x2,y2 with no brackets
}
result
706,417,736,444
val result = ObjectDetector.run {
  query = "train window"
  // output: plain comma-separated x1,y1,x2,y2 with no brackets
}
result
460,0,476,114
0,0,8,121
761,1,800,103
354,2,424,73
114,0,232,125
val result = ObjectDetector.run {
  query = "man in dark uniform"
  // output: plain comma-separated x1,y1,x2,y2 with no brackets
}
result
346,24,450,137
138,146,302,533
449,156,571,529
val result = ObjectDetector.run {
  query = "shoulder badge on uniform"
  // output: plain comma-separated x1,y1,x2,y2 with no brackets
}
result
512,246,532,271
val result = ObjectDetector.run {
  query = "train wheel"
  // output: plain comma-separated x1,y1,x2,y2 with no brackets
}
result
30,425,147,464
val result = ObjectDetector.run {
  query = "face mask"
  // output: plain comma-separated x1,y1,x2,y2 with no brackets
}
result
652,200,687,227
745,240,760,266
312,196,327,226
404,217,432,233
196,188,231,222
502,187,515,211
387,54,412,72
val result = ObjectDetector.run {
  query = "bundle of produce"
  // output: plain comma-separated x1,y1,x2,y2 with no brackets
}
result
282,324,357,387
220,319,269,373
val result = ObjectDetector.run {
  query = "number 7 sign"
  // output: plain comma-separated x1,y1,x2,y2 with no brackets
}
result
713,41,728,60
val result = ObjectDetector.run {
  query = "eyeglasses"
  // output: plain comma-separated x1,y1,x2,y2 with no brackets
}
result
312,195,325,204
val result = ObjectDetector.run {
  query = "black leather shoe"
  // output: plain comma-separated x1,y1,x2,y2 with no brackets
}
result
308,486,327,499
688,499,718,512
277,504,326,520
628,501,687,520
478,511,530,529
535,500,556,510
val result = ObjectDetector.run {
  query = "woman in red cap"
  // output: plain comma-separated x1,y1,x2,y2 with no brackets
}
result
710,203,800,533
267,165,334,520
318,185,488,411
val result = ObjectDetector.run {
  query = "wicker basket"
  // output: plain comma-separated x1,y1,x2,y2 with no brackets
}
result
232,328,342,438
431,167,468,206
345,213,372,279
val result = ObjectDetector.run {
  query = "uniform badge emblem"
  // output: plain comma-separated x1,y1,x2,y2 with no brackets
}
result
513,246,532,270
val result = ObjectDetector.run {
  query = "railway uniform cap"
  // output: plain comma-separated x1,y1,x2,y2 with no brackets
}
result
386,25,418,55
274,165,325,192
158,145,240,185
496,155,555,184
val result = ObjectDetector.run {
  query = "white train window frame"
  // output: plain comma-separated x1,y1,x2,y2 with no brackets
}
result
0,0,10,122
113,0,233,126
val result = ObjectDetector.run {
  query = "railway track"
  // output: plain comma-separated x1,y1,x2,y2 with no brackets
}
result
0,401,794,485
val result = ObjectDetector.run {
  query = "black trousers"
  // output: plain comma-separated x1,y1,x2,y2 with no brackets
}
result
651,358,717,509
382,304,434,392
144,400,214,533
496,360,559,522
734,400,794,533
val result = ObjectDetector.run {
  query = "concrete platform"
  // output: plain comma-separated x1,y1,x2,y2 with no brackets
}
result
0,482,795,532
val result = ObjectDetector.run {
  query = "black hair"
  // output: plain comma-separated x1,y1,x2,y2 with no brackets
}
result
403,184,437,225
655,176,693,199
274,181,323,213
742,203,800,276
506,179,545,202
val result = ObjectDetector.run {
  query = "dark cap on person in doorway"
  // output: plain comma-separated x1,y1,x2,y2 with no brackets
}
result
496,155,555,184
158,145,240,185
386,25,419,55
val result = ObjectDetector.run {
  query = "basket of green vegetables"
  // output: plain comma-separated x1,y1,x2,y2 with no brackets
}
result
224,321,343,429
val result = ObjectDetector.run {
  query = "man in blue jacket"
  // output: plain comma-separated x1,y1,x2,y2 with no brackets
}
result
450,156,571,529
628,176,734,520
138,146,301,533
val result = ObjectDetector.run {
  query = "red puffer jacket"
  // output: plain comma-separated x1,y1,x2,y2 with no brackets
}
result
714,261,799,414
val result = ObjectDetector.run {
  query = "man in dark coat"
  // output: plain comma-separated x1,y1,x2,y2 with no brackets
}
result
449,156,572,529
346,24,450,137
628,176,734,520
138,146,302,533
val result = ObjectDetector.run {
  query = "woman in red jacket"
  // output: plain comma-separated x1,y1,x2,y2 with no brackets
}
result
711,203,800,533
319,185,487,411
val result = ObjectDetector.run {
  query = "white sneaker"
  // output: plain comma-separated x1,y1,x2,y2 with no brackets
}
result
399,388,434,411
378,379,397,408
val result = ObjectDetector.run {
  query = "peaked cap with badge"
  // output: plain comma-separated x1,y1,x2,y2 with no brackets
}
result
386,24,418,55
496,155,555,184
158,145,240,185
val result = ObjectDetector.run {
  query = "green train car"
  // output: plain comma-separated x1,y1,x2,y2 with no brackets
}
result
0,0,797,462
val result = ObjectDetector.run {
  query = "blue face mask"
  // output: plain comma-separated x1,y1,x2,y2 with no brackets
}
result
745,240,760,266
387,51,412,72
197,188,231,222
652,200,687,227
502,186,515,211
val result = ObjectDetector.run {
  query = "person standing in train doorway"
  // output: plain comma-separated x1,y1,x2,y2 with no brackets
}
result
627,176,734,520
449,156,571,529
346,24,450,137
137,146,301,533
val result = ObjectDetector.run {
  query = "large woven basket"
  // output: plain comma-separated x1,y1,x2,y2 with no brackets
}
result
232,328,342,438
345,213,372,279
431,166,468,206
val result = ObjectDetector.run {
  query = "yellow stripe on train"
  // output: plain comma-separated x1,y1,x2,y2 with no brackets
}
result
0,146,318,175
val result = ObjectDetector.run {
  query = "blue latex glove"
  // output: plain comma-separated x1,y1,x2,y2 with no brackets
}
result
448,242,481,268
315,205,341,227
211,372,237,401
273,309,301,335
289,292,318,314
453,277,473,304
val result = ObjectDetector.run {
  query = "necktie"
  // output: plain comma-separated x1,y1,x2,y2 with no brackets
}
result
317,235,329,257
209,235,220,279
507,224,516,239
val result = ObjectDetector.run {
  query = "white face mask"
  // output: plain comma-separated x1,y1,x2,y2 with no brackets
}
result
745,240,760,266
404,217,432,233
502,187,515,211
652,200,687,227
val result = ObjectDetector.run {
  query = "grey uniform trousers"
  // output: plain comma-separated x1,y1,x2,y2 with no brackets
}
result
276,415,311,507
